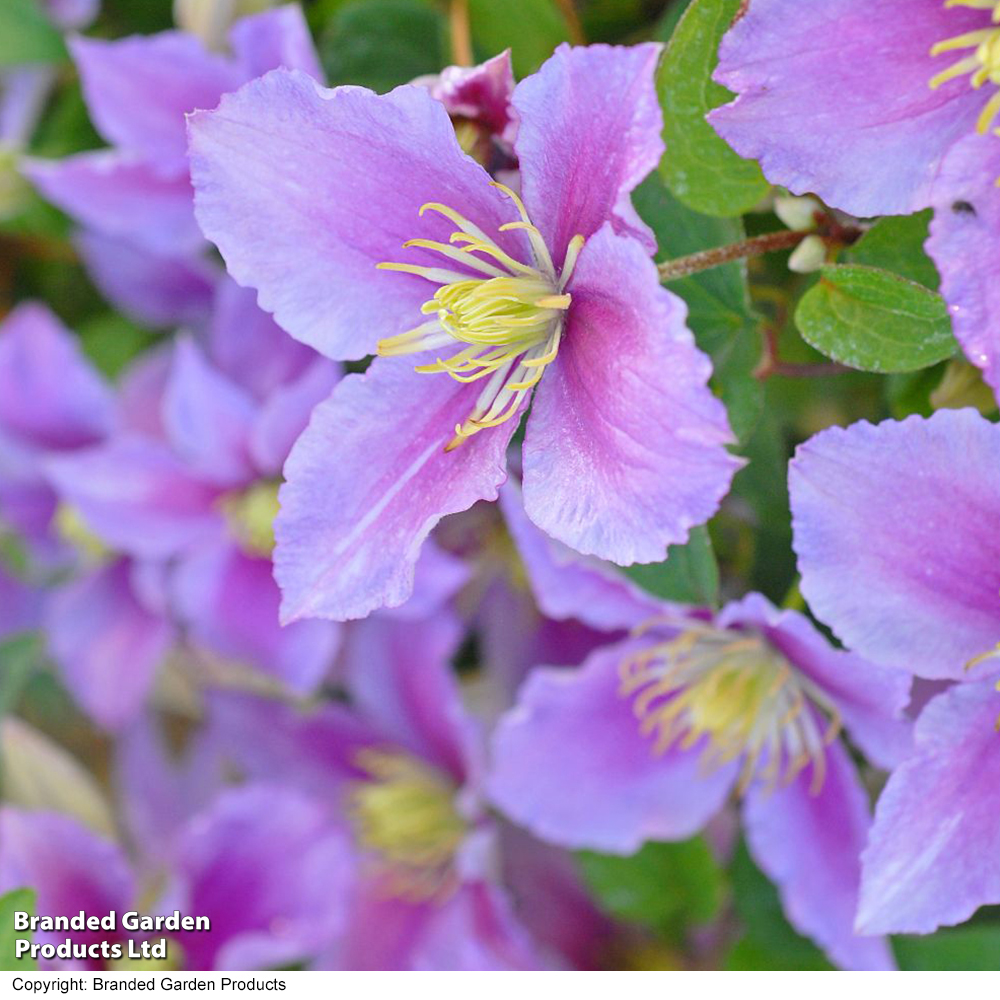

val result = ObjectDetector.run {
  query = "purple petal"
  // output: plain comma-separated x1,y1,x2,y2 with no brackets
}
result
499,480,664,631
421,51,515,141
858,680,1000,934
229,5,323,82
76,231,217,329
926,132,1000,400
488,638,737,853
45,437,224,559
522,225,739,564
718,593,913,770
163,338,257,488
171,540,340,695
208,693,383,799
115,719,226,866
409,883,543,971
379,539,470,623
499,824,613,970
25,152,203,256
710,0,986,216
275,357,513,622
70,32,240,172
0,567,41,640
172,784,352,971
117,346,173,440
743,739,894,971
249,358,341,477
43,561,172,730
790,410,1000,679
0,301,115,450
341,613,475,783
0,67,55,149
513,43,663,264
188,69,528,360
204,279,317,402
0,808,133,966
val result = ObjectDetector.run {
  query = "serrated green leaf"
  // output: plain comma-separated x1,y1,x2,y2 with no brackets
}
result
577,838,724,932
795,264,956,373
469,0,570,76
320,0,446,93
634,173,763,441
624,525,719,607
0,0,65,68
844,211,939,290
657,0,769,217
0,888,37,971
895,926,1000,971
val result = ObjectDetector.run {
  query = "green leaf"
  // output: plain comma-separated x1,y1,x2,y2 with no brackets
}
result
320,0,446,93
0,633,42,718
726,841,834,970
895,926,1000,971
844,211,940,290
469,0,570,76
577,838,724,932
78,314,157,377
795,264,957,373
0,888,37,971
0,0,65,68
634,173,763,441
624,525,719,607
657,0,769,217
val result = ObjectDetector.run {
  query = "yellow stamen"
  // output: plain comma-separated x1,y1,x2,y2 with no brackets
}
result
218,480,280,558
619,624,843,796
931,2,1000,132
377,183,584,450
53,503,109,563
347,748,466,902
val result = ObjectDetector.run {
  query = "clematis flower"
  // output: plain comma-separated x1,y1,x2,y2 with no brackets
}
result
789,407,1000,935
489,591,911,970
43,279,341,714
412,51,517,168
24,4,320,327
209,605,610,970
0,785,351,970
188,43,740,623
709,0,1000,400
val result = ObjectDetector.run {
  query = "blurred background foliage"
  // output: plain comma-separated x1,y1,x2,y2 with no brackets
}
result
1,0,996,972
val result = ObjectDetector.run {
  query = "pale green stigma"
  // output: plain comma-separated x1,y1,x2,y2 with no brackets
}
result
377,182,584,451
219,480,280,558
347,748,466,901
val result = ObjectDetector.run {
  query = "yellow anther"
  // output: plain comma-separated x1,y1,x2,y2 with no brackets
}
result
219,480,280,558
931,2,1000,132
619,625,843,796
347,748,466,901
377,184,585,450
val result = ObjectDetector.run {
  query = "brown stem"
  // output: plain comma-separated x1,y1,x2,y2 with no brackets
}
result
554,0,586,44
449,0,473,67
657,229,808,282
755,323,850,380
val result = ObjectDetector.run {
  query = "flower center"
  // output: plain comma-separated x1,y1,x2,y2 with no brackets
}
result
619,624,842,795
218,480,280,558
377,182,584,451
346,748,467,900
930,1,1000,134
53,503,109,562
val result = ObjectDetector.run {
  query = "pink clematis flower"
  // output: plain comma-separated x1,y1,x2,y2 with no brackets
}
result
188,43,740,623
